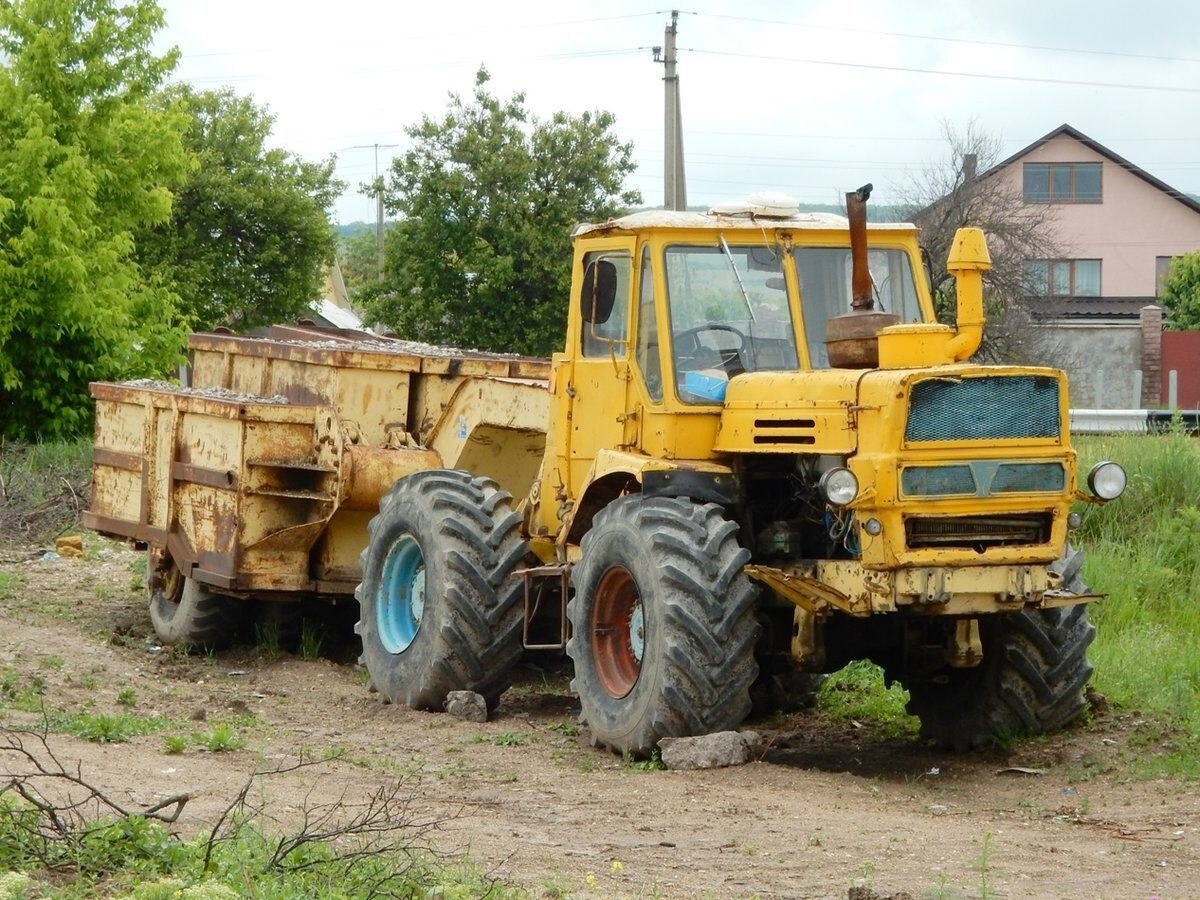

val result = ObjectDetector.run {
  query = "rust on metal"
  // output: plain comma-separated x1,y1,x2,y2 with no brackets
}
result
824,183,901,368
847,183,875,312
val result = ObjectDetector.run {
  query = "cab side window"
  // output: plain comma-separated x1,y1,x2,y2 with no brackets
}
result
580,251,631,357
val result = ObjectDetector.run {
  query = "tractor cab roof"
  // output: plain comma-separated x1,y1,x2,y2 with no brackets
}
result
573,208,917,239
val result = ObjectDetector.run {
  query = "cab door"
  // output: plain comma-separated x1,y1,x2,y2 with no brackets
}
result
565,238,637,495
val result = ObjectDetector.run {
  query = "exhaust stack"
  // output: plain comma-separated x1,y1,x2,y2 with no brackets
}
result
824,184,900,368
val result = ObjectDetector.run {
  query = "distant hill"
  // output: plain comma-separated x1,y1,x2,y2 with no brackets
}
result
335,222,374,238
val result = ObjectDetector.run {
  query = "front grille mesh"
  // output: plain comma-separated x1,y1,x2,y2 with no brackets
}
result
906,375,1060,442
905,514,1052,549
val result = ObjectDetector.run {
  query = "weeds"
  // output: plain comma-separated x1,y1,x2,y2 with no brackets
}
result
194,723,244,753
491,731,528,747
163,735,188,755
299,620,324,660
815,660,919,739
1075,432,1200,771
0,438,93,545
1,726,524,898
974,831,994,899
60,712,172,744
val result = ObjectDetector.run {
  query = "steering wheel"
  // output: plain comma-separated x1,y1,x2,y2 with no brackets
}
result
673,323,747,371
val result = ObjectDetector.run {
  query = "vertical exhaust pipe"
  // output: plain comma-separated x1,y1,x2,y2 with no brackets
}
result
847,184,874,312
824,183,900,368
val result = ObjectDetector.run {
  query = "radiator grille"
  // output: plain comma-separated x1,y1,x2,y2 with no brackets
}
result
905,514,1052,549
906,376,1060,442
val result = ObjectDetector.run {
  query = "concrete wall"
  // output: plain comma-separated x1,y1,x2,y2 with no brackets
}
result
1034,323,1142,408
992,134,1200,297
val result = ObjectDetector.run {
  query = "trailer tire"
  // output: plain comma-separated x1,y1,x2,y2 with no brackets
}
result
906,548,1095,751
355,470,525,711
148,555,241,650
567,496,760,756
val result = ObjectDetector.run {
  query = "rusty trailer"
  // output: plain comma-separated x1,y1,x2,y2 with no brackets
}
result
86,328,549,605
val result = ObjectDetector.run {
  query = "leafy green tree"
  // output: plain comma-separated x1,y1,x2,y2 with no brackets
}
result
338,224,382,297
366,68,640,357
1159,251,1200,330
135,87,342,332
0,0,190,439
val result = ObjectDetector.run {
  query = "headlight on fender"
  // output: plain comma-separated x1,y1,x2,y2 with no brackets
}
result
819,467,859,507
1087,461,1127,501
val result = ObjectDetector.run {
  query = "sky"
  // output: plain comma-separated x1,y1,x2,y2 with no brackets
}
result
154,0,1200,225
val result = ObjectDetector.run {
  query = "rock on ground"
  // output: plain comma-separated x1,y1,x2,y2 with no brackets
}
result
658,730,762,770
445,690,488,722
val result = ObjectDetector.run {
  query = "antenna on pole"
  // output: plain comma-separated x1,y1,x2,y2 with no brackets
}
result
654,10,687,211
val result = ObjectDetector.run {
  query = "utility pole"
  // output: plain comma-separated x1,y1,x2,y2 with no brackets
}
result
653,11,687,211
373,144,387,272
345,143,399,275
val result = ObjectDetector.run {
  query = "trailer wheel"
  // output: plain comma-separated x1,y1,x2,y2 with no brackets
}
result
567,496,759,756
355,470,525,710
148,552,241,650
906,548,1095,751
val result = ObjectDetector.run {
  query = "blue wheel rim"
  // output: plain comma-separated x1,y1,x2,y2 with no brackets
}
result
377,535,425,654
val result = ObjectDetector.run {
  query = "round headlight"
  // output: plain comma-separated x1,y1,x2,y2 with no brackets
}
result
1087,461,1127,501
819,467,859,507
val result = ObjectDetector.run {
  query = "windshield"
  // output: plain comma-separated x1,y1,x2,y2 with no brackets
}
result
664,244,800,403
794,247,922,368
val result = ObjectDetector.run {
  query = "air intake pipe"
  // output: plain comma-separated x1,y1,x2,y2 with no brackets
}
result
943,227,992,362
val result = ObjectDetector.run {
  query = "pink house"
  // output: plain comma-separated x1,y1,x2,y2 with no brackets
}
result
979,125,1200,407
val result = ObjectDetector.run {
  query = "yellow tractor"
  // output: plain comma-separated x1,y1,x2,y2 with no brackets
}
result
89,189,1124,755
353,188,1124,754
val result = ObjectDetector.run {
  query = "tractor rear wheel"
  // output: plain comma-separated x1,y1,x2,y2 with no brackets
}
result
905,548,1096,751
567,496,759,756
147,551,241,650
355,469,525,710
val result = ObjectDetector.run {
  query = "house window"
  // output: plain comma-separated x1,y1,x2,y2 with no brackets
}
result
1024,259,1101,297
1023,162,1102,203
1157,256,1178,296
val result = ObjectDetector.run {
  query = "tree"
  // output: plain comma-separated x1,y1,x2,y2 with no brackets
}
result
0,0,190,439
1158,251,1200,330
903,122,1062,363
365,68,641,357
338,224,382,298
135,86,342,332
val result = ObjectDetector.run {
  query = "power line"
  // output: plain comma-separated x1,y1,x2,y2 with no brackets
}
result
177,12,659,59
691,11,1200,66
688,48,1200,95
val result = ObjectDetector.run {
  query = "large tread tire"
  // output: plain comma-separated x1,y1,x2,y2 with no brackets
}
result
567,495,760,756
906,547,1096,751
354,469,525,710
148,553,241,650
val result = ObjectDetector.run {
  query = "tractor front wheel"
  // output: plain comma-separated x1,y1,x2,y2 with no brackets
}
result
905,548,1096,750
567,496,760,756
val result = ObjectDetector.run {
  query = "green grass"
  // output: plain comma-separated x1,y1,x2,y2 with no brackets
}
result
0,790,529,899
56,711,175,744
1074,431,1200,774
815,660,919,740
0,438,94,545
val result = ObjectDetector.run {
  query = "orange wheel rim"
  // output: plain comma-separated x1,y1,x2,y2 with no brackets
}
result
591,566,643,698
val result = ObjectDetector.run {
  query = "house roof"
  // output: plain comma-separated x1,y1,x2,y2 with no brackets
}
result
984,123,1200,217
1024,297,1163,322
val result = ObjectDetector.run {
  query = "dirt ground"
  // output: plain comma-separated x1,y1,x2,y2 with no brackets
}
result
1,541,1195,900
